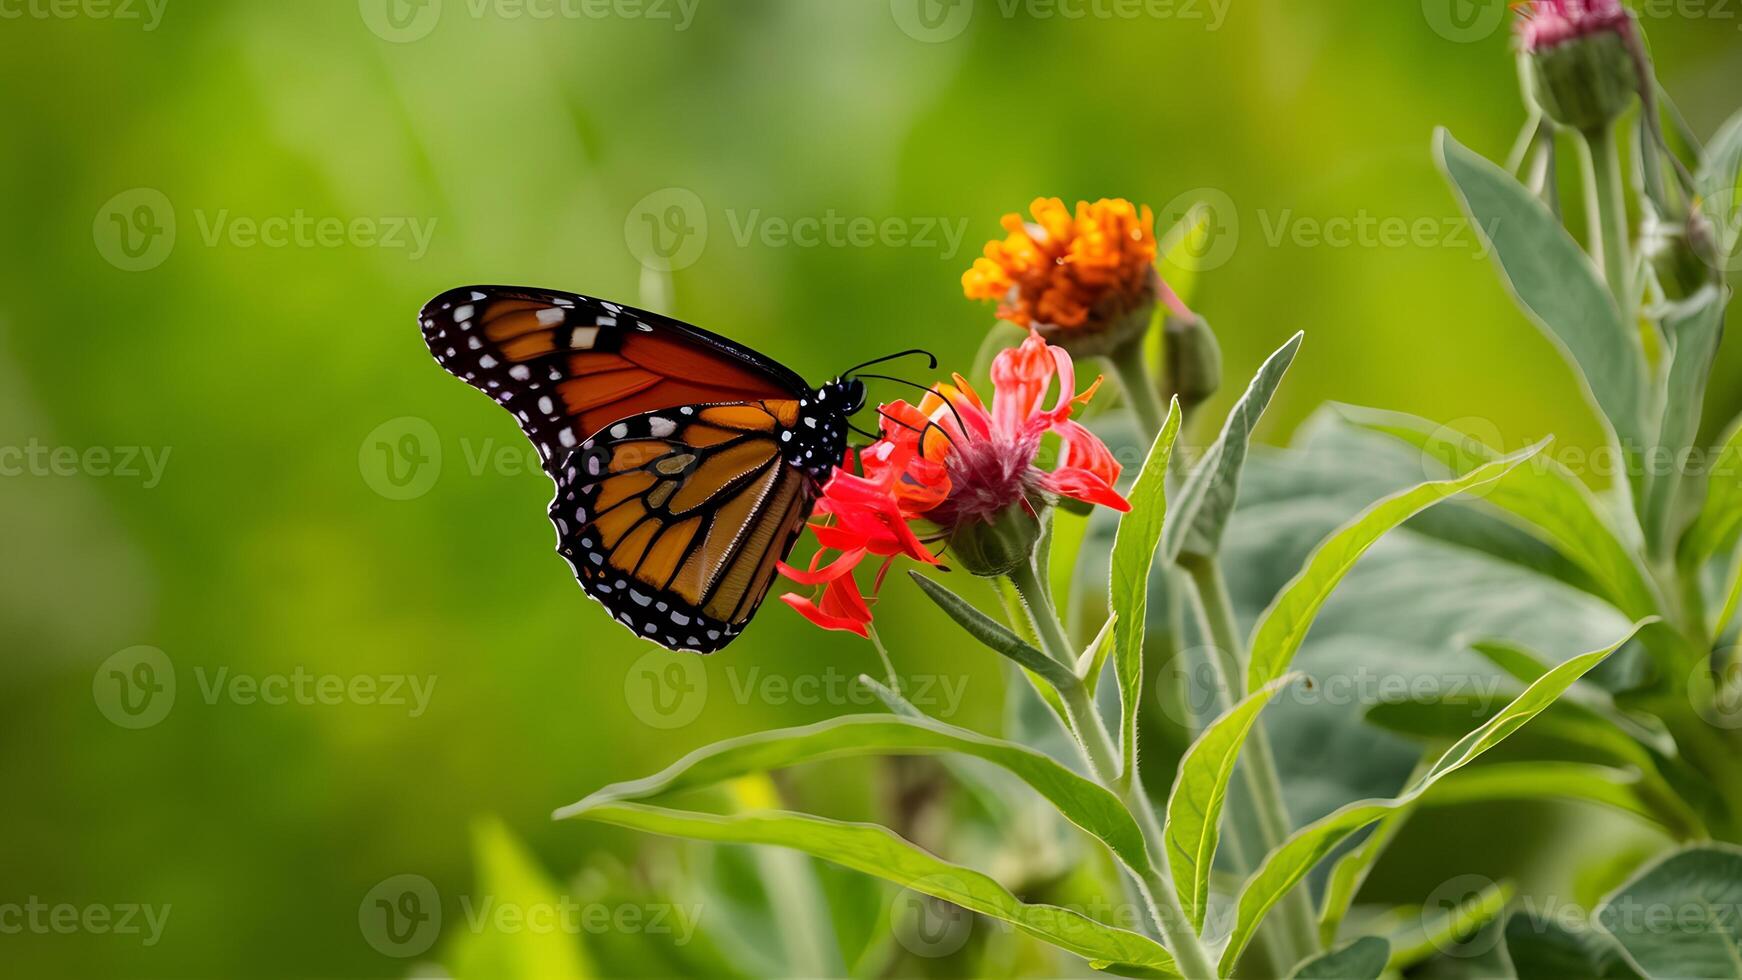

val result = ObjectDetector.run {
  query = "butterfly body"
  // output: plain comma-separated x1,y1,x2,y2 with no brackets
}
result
420,286,862,653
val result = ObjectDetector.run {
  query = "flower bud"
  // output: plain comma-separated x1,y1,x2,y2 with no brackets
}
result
1520,1,1640,132
1163,311,1222,411
1644,211,1720,301
950,502,1045,578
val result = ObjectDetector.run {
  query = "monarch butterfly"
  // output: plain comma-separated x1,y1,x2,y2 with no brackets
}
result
420,285,925,654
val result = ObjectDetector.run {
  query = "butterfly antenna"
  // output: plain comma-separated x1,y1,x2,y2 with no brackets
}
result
842,348,938,377
859,373,970,439
847,420,881,440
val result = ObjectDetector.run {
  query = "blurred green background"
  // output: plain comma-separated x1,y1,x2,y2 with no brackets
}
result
1,1,1738,976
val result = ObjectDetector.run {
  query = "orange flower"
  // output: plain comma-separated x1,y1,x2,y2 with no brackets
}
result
962,198,1159,336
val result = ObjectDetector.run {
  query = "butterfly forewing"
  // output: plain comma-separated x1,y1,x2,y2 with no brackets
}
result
551,400,816,653
420,285,805,477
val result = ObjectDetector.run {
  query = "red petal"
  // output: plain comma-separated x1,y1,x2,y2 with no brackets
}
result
779,593,870,637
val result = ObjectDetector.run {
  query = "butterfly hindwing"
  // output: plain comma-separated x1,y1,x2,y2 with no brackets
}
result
549,399,816,653
420,285,807,478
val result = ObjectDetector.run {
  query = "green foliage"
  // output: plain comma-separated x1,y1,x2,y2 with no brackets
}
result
1163,674,1296,932
1595,845,1742,980
1287,936,1389,980
1109,399,1183,781
1166,333,1302,560
1436,129,1650,456
1246,445,1543,691
1220,623,1645,973
559,714,1153,878
446,818,595,980
573,802,1181,977
908,571,1080,693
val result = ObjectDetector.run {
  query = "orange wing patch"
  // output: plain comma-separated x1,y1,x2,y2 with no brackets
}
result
550,401,815,653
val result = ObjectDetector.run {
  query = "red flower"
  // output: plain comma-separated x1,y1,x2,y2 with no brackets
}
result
779,334,1128,633
778,441,948,637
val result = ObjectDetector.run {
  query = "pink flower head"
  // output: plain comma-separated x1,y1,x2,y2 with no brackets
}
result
886,332,1129,530
1517,0,1633,51
777,333,1128,635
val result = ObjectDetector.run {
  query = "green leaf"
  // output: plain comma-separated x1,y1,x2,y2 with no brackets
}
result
1419,762,1679,829
1507,910,1641,980
569,802,1181,978
1110,398,1183,781
1077,613,1118,693
1683,415,1742,569
558,714,1153,879
1164,674,1297,931
1342,406,1658,619
1436,129,1649,455
1696,109,1742,261
448,817,595,980
1646,289,1730,548
1288,936,1391,980
1166,332,1303,560
1219,622,1645,974
1596,844,1742,979
1317,807,1412,947
908,571,1079,694
1246,444,1544,691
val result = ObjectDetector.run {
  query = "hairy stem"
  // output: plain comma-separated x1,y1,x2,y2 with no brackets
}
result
1583,121,1634,316
1106,336,1170,437
1182,553,1321,968
1008,559,1221,979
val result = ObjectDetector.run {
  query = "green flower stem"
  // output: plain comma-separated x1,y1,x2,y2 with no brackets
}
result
866,625,900,694
1007,558,1221,980
1181,553,1321,967
1106,336,1170,437
1581,122,1634,316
